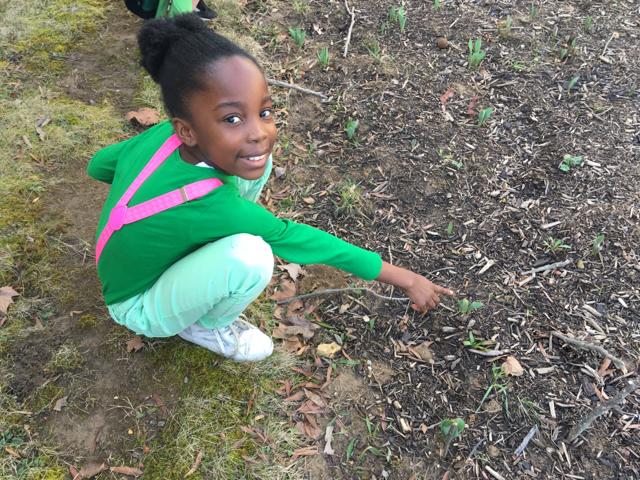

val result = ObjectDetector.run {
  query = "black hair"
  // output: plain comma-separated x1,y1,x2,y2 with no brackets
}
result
138,14,260,119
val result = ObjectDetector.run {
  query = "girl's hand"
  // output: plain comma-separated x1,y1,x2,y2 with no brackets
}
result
376,261,454,313
405,274,454,313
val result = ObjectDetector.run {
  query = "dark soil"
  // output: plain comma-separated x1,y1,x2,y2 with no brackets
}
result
259,0,640,478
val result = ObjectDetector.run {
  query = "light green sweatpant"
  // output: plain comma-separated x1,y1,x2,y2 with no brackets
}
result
107,159,274,338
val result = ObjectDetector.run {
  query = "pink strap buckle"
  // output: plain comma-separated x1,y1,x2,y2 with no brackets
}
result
94,134,223,265
109,205,128,231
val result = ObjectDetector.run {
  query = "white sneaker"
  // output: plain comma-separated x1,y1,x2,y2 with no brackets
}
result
178,318,273,362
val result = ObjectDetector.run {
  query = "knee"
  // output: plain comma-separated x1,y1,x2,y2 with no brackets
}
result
228,234,274,281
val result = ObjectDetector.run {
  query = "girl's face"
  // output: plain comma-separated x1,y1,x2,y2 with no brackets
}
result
174,56,277,180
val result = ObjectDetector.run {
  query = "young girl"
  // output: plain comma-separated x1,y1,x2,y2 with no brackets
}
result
88,14,453,362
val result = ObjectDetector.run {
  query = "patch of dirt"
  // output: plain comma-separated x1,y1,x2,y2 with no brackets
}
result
258,0,640,478
62,7,142,109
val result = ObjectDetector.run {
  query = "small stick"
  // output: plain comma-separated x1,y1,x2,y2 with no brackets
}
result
267,78,329,101
485,466,507,480
276,287,409,305
514,425,538,457
551,331,627,373
568,379,639,442
343,0,356,58
468,349,508,357
526,259,572,274
601,32,616,57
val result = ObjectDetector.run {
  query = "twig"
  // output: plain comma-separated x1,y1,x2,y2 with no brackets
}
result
526,259,572,274
468,349,508,357
601,32,616,57
567,379,639,442
551,331,627,373
267,78,329,101
276,287,409,305
514,425,538,457
485,466,507,480
342,0,356,58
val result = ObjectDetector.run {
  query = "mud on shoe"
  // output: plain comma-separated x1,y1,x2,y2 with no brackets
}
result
178,318,273,362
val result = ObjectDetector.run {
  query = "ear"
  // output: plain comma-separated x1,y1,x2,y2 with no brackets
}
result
172,117,198,147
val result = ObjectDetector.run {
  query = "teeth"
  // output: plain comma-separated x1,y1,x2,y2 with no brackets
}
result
246,155,264,162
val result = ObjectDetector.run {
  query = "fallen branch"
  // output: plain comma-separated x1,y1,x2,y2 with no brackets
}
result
267,78,329,101
568,379,639,442
551,331,627,373
342,0,356,57
526,259,572,274
276,287,409,305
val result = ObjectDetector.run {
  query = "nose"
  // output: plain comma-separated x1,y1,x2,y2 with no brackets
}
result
247,117,268,144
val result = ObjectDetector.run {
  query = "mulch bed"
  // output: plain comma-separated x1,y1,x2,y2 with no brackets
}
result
256,0,640,478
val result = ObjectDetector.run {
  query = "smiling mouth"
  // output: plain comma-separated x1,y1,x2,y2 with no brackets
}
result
240,153,269,163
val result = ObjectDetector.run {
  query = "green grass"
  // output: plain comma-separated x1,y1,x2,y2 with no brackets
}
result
143,342,302,478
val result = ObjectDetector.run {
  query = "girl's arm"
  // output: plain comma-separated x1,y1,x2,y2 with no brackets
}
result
376,261,454,313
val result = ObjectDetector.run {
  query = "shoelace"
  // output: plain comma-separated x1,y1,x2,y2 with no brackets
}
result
224,317,256,356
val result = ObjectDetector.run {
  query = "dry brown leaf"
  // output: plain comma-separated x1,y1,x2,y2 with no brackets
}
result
316,342,341,358
125,107,160,126
270,280,296,301
410,341,434,363
439,87,454,105
502,356,524,376
283,390,305,402
0,286,19,322
69,466,80,480
126,336,144,353
79,461,108,478
303,388,327,408
110,466,144,477
282,337,305,353
297,400,326,415
280,263,305,282
598,357,612,376
52,396,68,412
291,446,318,459
286,299,304,316
184,450,203,477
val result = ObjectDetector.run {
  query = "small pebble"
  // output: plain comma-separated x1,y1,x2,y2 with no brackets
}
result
393,400,402,410
436,37,449,49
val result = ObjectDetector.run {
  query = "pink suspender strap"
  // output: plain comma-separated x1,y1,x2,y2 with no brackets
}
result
95,134,223,264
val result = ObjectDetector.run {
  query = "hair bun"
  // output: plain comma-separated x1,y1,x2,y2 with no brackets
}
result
138,14,209,82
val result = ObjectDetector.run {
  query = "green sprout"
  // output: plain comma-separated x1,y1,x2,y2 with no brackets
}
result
463,331,493,351
584,16,594,32
446,222,454,237
544,237,571,254
567,75,580,92
529,3,538,18
346,437,357,461
477,107,494,126
288,27,306,49
344,118,359,140
559,154,583,172
498,15,513,38
468,38,486,69
336,180,364,214
560,37,577,61
512,60,526,71
316,47,330,67
366,39,382,60
440,418,465,457
388,6,407,33
458,299,484,315
476,364,509,413
433,0,442,10
592,233,605,256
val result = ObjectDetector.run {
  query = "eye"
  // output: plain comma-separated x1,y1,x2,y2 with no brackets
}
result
260,108,272,119
224,115,241,125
